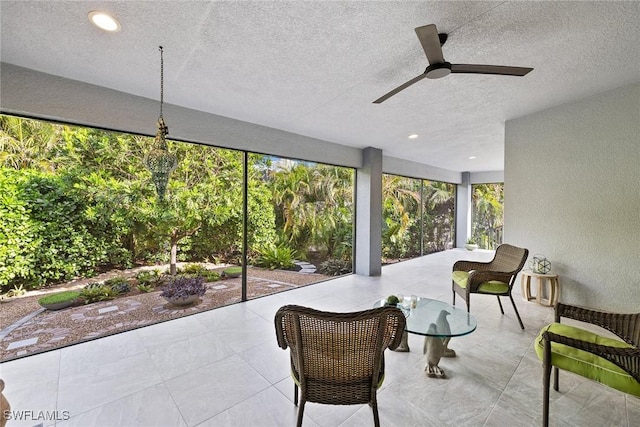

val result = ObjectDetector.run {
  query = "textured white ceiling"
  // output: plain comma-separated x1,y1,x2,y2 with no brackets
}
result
1,1,639,172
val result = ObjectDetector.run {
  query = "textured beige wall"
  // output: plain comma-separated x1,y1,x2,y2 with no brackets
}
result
504,82,640,311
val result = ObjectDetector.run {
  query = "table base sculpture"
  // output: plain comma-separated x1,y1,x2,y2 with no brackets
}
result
375,298,476,377
422,312,457,377
395,331,410,352
423,324,446,377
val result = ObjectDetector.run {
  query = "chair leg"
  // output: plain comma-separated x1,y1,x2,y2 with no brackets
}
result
296,400,305,427
452,289,456,306
553,366,559,391
294,383,298,405
508,294,525,330
496,295,505,314
371,398,380,427
543,338,552,427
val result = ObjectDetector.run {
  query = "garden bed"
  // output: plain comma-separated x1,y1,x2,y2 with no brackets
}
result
0,266,330,362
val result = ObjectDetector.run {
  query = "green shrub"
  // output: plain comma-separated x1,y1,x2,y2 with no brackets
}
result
136,269,163,286
38,290,80,305
84,282,102,289
136,283,153,293
178,263,209,275
104,277,131,294
175,264,221,282
0,168,131,290
318,258,352,276
5,284,27,298
254,244,298,270
80,285,118,304
202,271,221,282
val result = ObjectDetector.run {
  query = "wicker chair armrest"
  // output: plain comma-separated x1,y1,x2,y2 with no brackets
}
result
453,260,491,272
555,302,609,323
542,331,640,383
555,303,640,346
467,270,513,292
274,307,289,350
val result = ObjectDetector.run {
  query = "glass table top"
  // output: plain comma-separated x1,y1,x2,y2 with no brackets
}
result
374,296,477,338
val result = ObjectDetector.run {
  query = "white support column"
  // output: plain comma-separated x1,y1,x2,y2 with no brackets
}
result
355,147,383,276
455,172,472,248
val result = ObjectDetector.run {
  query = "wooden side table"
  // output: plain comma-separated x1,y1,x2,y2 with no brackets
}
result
521,271,559,307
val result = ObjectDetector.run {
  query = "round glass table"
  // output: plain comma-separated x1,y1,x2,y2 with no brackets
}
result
374,296,477,377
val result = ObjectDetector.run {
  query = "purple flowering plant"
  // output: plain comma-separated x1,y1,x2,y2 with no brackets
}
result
160,275,207,300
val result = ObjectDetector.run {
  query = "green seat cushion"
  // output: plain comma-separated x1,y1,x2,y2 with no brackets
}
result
452,271,509,294
535,323,640,397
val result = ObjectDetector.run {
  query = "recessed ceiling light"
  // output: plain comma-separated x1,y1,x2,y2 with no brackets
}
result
408,134,419,139
469,156,476,160
88,11,121,32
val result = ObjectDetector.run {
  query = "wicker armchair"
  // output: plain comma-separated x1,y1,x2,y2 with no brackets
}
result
452,243,529,329
274,305,406,427
536,303,640,427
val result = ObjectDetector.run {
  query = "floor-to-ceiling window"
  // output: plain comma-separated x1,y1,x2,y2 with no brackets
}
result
381,174,421,264
382,174,455,265
422,180,456,254
471,183,504,249
249,155,354,282
0,115,354,361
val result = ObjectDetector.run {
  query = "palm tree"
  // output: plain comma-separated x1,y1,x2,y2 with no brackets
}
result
472,183,504,249
0,115,61,170
382,174,421,260
266,161,354,261
422,180,455,253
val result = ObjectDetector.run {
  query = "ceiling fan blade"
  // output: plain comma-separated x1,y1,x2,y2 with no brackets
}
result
414,24,444,65
451,64,533,76
373,73,427,104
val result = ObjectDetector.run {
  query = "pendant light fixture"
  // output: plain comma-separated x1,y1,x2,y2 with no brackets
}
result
144,46,177,202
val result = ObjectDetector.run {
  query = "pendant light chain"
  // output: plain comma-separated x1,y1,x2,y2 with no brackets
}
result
144,44,177,202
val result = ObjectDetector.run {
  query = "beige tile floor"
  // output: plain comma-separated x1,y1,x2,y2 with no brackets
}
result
1,249,638,427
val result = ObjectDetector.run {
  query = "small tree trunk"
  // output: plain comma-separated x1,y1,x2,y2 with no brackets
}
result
170,236,178,275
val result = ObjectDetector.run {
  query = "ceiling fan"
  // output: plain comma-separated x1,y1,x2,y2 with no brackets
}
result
373,24,533,104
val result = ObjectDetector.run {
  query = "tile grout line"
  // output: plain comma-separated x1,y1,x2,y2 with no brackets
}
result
483,337,538,426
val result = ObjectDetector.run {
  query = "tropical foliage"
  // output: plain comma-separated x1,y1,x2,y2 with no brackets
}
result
471,183,504,249
382,174,455,263
254,243,298,270
0,114,502,291
258,157,354,263
0,116,275,289
0,115,355,290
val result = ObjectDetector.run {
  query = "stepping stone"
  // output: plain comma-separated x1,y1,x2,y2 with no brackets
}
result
98,306,119,314
267,284,282,288
7,337,38,350
211,284,228,290
293,260,317,273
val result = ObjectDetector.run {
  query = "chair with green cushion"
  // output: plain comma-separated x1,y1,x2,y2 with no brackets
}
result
452,243,529,329
275,305,406,427
536,302,640,427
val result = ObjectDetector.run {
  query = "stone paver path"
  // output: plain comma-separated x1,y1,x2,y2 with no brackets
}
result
0,274,316,361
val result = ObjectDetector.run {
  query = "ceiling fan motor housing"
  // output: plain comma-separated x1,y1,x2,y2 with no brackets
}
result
425,62,452,79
